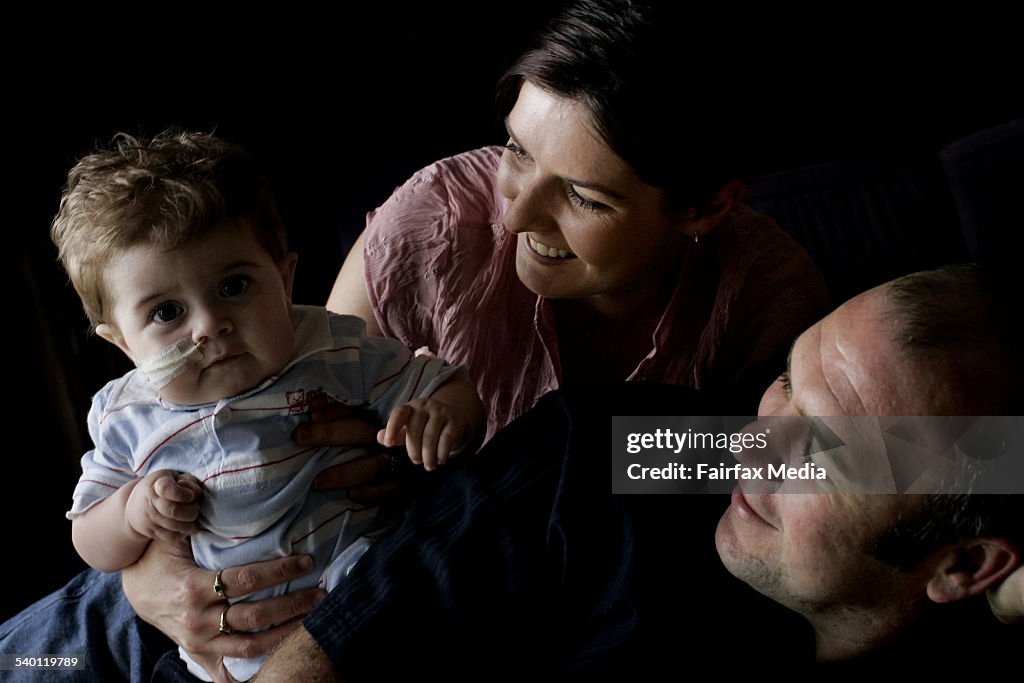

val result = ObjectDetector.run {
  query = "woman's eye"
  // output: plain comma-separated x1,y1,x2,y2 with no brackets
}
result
567,185,604,212
219,275,250,298
151,302,184,324
503,140,529,162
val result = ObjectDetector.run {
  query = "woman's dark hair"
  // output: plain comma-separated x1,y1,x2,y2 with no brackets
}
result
497,0,763,212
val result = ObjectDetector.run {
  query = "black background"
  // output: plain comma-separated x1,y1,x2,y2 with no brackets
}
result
5,3,1021,626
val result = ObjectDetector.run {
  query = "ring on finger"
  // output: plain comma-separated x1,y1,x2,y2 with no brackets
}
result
213,569,227,599
218,604,234,635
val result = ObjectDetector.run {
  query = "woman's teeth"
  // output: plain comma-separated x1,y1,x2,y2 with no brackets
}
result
528,235,574,258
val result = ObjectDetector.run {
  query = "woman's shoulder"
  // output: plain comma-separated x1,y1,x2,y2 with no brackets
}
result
366,146,505,236
691,205,831,395
363,147,509,272
363,148,515,347
718,204,816,261
715,204,829,305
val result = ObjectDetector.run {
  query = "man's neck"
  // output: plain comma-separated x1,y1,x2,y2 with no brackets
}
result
805,598,926,662
809,597,1016,671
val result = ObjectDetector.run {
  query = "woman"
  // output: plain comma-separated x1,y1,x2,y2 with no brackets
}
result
330,2,829,442
3,2,830,681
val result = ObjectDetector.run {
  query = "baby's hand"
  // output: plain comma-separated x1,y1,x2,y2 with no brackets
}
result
126,470,202,543
379,398,471,471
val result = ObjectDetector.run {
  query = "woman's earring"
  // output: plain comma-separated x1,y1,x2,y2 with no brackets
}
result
692,231,700,245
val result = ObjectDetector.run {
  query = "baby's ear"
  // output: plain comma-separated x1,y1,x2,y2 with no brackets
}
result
95,323,135,363
926,538,1019,604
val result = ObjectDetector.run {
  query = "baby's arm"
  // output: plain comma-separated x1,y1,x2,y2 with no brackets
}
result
378,375,485,471
71,469,202,572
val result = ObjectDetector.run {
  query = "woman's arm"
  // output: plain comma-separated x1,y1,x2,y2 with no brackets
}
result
327,231,381,336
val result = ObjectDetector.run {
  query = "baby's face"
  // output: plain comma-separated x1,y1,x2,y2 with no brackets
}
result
96,223,297,405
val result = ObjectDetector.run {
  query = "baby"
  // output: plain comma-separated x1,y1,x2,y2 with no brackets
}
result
52,131,484,681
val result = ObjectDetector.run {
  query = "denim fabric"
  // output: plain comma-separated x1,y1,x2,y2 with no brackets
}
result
0,569,173,682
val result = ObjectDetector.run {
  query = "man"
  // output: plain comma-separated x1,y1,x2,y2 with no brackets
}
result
256,265,1021,681
716,264,1023,664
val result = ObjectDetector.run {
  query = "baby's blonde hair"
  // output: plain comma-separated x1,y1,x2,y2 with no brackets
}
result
51,130,287,328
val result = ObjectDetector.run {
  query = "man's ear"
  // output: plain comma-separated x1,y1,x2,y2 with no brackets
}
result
95,323,135,364
926,538,1020,604
279,252,298,302
683,179,746,241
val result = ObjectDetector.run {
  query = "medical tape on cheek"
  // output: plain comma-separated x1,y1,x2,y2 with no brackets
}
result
138,337,205,389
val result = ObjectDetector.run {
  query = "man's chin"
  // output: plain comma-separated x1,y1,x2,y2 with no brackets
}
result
714,508,748,580
715,508,781,597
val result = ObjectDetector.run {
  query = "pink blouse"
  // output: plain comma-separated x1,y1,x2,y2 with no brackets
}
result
364,147,829,441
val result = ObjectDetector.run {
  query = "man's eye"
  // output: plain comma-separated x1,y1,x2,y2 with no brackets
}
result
778,372,793,397
801,429,815,464
219,275,250,298
151,302,184,324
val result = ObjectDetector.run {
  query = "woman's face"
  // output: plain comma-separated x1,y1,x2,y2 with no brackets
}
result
497,81,694,309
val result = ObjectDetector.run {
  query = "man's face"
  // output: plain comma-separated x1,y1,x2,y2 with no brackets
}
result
715,287,945,614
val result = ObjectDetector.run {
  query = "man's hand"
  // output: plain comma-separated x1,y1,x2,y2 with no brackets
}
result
122,539,323,674
294,404,401,504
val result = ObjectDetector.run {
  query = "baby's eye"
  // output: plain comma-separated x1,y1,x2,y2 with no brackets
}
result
219,275,250,298
151,302,185,324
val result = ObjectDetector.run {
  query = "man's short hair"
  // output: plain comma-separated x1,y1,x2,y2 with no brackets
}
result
871,494,1024,570
876,263,1022,569
883,262,1022,414
51,130,287,328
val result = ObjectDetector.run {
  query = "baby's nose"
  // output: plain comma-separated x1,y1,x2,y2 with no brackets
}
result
191,309,233,341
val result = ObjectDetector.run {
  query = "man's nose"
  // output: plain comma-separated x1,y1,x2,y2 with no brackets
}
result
735,416,814,474
757,378,797,417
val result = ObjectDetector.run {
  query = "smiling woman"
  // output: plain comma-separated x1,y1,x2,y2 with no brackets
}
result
334,2,832,443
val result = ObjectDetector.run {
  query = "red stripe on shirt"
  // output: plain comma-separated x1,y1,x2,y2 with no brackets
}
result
372,356,412,389
201,446,319,483
135,414,214,473
290,504,364,545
